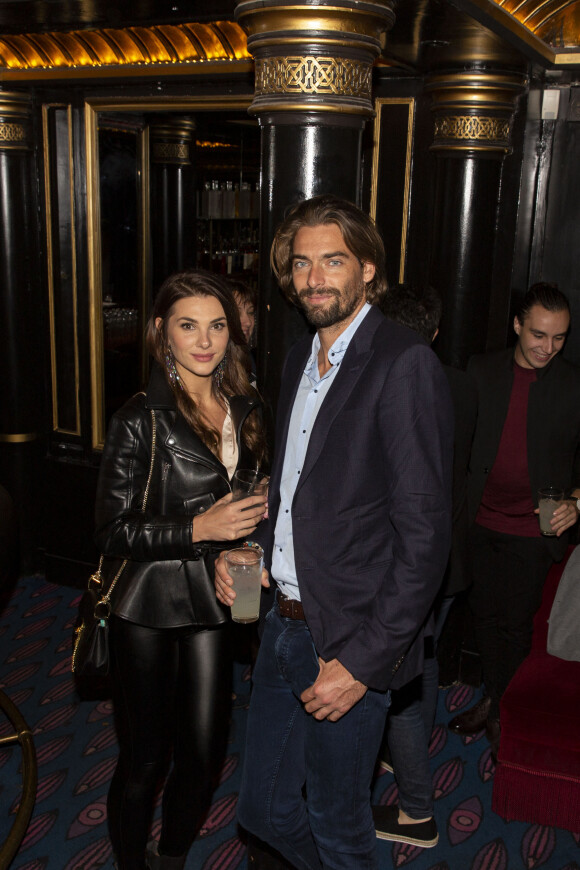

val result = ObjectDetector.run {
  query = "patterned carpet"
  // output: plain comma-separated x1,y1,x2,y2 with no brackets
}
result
0,574,579,870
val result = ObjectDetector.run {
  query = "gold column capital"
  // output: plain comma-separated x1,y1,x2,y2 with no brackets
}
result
425,69,528,154
149,116,196,165
0,89,32,151
235,0,395,118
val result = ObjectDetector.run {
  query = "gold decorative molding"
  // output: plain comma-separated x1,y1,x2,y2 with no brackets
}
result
0,20,252,81
255,56,372,98
457,0,580,66
0,433,38,443
426,69,527,153
150,117,195,165
369,98,414,284
0,122,26,147
434,115,511,148
151,141,189,163
43,104,81,437
490,0,580,50
236,0,394,117
0,91,31,149
236,2,395,52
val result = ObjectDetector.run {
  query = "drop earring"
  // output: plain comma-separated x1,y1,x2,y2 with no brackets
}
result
214,354,227,389
165,344,180,388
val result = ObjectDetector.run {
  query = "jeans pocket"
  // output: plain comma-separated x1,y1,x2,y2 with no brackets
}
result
276,623,320,699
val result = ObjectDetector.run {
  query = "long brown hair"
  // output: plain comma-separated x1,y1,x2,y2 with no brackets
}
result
271,194,388,306
145,269,266,467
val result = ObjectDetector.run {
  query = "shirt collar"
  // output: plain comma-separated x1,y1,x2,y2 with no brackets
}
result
304,302,371,381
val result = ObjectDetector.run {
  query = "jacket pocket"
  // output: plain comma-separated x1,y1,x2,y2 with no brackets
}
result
184,492,216,516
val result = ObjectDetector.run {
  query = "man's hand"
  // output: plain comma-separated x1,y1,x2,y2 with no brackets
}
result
214,550,269,607
300,658,367,722
535,499,580,537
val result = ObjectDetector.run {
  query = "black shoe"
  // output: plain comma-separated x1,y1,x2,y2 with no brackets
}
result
448,695,491,735
146,842,187,870
372,805,439,848
378,744,394,773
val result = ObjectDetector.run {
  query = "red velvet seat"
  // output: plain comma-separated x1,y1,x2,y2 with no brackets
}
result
492,548,580,833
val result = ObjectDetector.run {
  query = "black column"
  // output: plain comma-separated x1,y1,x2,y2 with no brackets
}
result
257,117,365,403
425,69,527,368
429,153,504,368
149,116,196,292
0,90,44,572
235,0,395,409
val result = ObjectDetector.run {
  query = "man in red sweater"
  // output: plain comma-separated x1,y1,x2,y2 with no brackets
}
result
449,284,580,759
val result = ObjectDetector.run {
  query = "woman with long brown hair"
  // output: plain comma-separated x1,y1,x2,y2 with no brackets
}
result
94,270,267,870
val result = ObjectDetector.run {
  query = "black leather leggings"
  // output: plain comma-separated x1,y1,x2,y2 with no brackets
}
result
107,616,232,870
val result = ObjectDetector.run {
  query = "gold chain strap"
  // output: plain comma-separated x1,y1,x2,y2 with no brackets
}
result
96,408,157,606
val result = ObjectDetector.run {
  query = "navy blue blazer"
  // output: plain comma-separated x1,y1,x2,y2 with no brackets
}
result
256,305,454,691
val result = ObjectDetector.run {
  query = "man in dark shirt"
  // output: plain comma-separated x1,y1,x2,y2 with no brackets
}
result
372,285,476,848
449,283,580,758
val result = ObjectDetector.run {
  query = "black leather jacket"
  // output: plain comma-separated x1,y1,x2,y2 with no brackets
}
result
94,364,262,628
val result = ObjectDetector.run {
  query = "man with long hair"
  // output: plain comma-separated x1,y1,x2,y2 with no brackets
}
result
216,195,453,869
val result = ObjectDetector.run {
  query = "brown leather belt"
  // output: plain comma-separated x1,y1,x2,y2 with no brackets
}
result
276,590,306,621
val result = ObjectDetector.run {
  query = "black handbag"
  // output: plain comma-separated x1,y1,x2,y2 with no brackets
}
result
72,408,157,677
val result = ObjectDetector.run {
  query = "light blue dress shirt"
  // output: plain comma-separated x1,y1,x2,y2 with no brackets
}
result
272,302,371,601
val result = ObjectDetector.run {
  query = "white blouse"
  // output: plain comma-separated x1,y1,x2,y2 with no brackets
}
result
221,404,239,480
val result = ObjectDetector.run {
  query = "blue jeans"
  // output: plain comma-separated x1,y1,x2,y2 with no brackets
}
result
384,594,455,819
238,605,390,870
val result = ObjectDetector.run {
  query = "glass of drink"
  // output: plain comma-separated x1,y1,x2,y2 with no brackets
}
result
231,469,269,502
225,547,264,623
538,487,564,536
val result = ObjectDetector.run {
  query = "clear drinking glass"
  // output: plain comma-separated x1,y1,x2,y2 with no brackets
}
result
225,547,263,623
538,486,564,536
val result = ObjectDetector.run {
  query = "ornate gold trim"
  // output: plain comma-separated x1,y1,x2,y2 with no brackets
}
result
255,56,372,98
236,3,395,51
0,92,31,150
237,1,394,117
0,433,38,443
86,102,104,451
426,70,528,112
434,114,511,142
151,141,190,163
0,20,251,78
369,98,414,285
150,117,195,165
426,68,526,152
43,104,82,437
247,99,376,116
0,122,27,149
456,0,580,65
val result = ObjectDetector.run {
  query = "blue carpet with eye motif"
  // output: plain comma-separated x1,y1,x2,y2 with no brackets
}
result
0,574,579,870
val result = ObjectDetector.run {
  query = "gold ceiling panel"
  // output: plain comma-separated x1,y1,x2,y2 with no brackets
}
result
0,20,251,76
489,0,580,51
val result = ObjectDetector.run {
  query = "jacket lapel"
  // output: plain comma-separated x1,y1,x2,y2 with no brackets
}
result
297,346,374,491
296,306,381,492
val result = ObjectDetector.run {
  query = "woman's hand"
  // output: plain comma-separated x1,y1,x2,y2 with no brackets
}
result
192,492,267,543
214,550,270,606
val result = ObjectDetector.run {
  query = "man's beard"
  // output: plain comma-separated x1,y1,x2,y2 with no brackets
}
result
298,280,365,328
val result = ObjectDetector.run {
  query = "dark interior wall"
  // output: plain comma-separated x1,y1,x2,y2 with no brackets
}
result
509,78,580,367
537,84,580,366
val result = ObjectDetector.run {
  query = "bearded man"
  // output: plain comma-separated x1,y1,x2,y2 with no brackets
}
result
215,194,453,870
